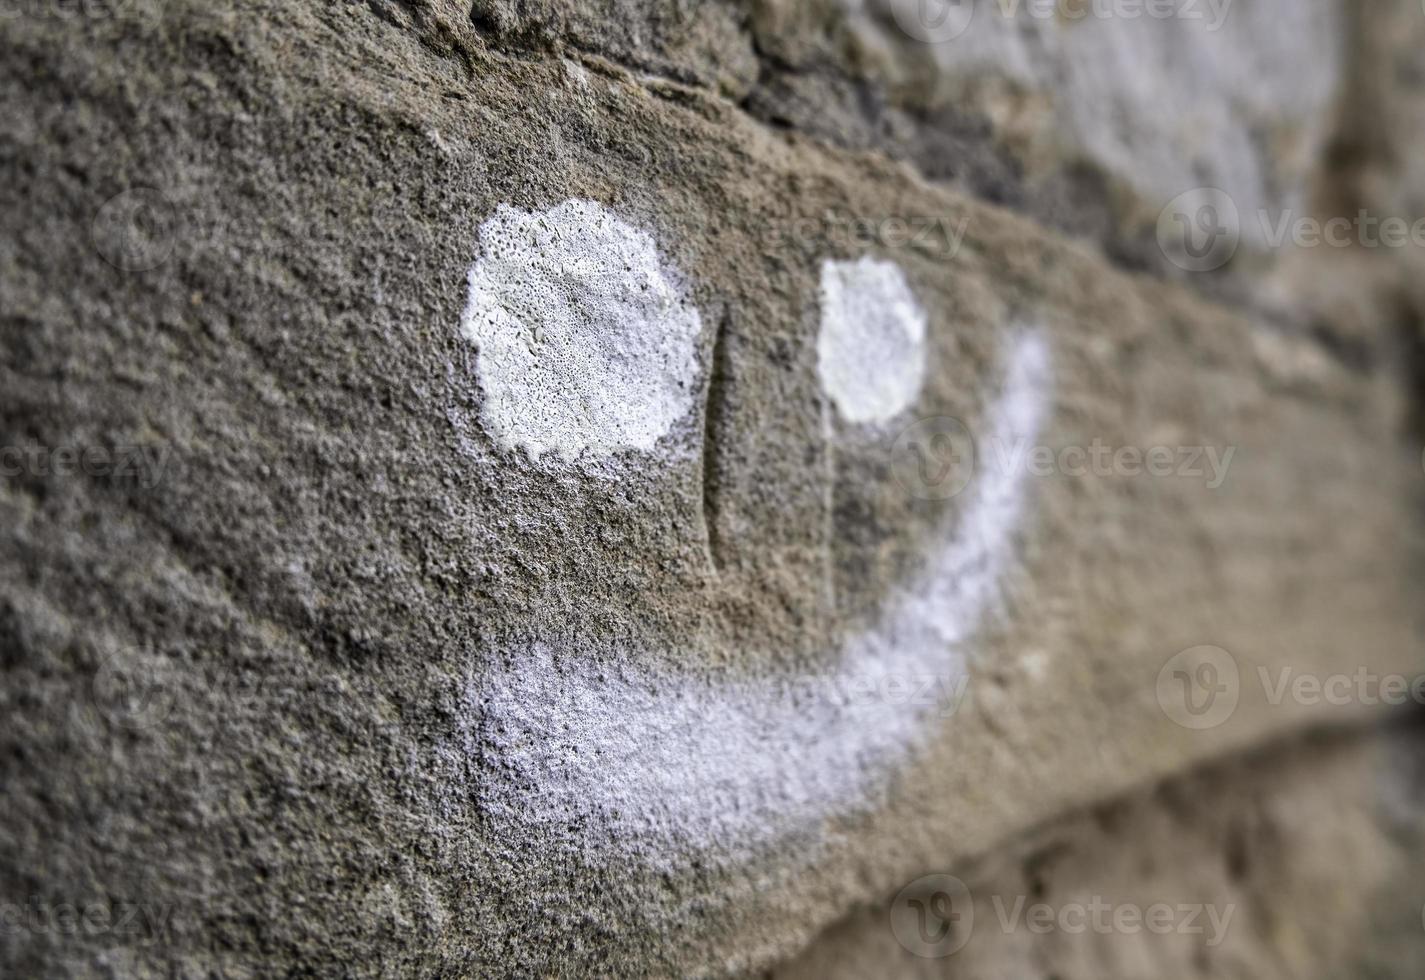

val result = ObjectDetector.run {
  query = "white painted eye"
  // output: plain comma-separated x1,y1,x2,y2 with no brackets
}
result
817,257,928,424
460,199,703,465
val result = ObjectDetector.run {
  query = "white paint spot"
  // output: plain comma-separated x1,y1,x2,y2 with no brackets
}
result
460,199,703,464
817,257,928,424
562,58,592,91
476,328,1051,860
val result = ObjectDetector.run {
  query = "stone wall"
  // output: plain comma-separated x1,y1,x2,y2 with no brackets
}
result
1,0,1423,976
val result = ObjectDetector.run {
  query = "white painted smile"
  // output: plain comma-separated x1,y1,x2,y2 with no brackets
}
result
464,200,1051,857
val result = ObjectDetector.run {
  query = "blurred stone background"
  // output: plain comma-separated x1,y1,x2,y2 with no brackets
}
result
2,0,1424,976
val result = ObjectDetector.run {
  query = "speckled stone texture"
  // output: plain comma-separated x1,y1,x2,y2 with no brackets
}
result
2,0,1423,977
774,716,1425,979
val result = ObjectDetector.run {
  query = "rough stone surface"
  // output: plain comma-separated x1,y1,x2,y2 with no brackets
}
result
1,0,1423,977
773,715,1425,979
457,1,1339,255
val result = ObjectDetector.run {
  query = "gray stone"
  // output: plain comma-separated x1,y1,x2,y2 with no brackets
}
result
0,0,1422,977
774,716,1425,979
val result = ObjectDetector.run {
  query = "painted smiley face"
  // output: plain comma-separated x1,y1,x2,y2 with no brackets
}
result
461,199,1049,857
